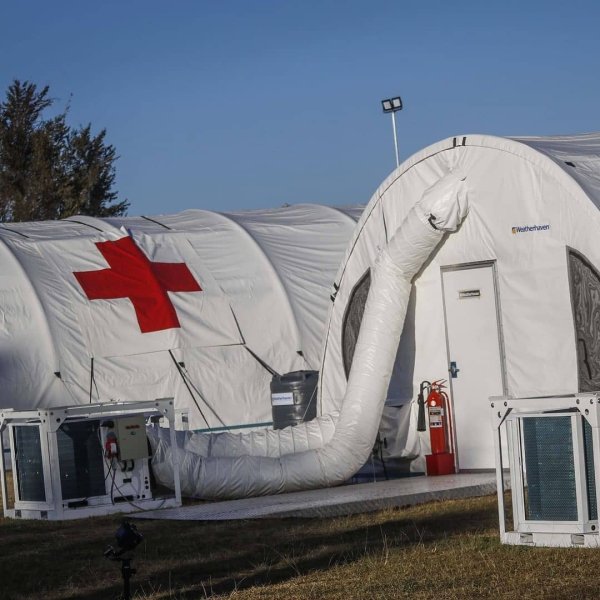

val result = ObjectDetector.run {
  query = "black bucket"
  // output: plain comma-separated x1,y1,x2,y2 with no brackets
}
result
270,370,318,430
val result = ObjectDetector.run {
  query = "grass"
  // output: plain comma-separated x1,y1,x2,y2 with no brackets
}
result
1,484,600,599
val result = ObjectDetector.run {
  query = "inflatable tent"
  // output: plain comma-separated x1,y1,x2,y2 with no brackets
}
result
150,170,468,498
151,131,600,499
0,204,361,430
5,131,600,499
320,132,600,473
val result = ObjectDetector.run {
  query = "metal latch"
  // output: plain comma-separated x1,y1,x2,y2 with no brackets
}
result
449,361,460,378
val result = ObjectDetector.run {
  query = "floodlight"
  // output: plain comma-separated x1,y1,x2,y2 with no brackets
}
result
381,96,402,113
380,95,403,167
381,99,393,113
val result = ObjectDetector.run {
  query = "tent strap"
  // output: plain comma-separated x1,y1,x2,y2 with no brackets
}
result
244,346,280,378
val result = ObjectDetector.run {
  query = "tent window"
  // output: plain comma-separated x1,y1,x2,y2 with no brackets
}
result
569,250,600,392
342,269,371,379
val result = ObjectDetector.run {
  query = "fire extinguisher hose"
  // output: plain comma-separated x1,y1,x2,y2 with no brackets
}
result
416,380,431,432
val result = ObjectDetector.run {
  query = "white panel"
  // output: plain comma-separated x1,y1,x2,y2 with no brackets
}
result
442,265,504,470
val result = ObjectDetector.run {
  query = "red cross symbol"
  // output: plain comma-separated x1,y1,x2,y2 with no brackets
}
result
74,237,202,333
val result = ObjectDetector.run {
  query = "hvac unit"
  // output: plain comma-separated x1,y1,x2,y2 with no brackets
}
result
0,399,181,520
491,393,600,547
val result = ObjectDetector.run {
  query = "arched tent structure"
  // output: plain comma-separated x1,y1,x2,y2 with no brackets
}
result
0,203,362,430
320,132,600,473
150,171,468,498
6,132,600,500
113,131,600,500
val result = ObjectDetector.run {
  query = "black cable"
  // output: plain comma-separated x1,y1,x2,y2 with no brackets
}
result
244,346,280,378
416,380,431,432
178,362,227,427
110,459,117,505
89,357,100,404
300,382,318,421
98,425,166,512
167,350,210,428
89,357,94,404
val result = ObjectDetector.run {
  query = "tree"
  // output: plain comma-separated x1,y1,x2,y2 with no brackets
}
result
0,80,128,222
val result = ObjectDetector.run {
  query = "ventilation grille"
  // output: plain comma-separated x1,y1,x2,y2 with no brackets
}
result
583,418,597,520
523,416,577,521
13,426,46,502
57,421,106,500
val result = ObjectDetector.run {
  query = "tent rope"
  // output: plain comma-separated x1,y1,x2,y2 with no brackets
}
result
177,361,228,428
168,350,227,429
243,346,280,378
88,357,100,404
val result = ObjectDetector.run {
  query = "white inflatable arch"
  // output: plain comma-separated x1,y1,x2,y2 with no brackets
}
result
156,131,600,497
151,171,468,497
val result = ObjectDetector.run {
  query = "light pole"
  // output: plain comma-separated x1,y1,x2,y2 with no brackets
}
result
381,96,403,168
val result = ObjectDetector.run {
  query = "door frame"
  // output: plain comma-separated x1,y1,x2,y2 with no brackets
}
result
440,260,508,471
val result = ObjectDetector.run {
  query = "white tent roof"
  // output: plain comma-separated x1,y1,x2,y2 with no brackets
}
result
0,203,361,429
319,132,600,471
511,132,600,207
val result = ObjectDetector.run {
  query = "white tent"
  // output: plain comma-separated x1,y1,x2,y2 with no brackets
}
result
320,132,600,473
5,131,600,499
151,170,468,498
159,131,600,499
0,204,361,430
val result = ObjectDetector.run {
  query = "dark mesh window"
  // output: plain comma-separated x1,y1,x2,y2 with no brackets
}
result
13,426,46,502
569,251,600,391
583,417,597,520
57,421,106,500
523,416,577,521
342,269,371,378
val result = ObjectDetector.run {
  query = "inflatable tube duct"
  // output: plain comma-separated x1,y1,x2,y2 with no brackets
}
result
150,170,469,498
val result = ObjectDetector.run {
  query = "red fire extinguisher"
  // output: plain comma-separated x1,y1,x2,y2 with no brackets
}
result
417,379,455,476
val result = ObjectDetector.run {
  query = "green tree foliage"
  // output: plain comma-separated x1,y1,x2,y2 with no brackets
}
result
0,80,128,222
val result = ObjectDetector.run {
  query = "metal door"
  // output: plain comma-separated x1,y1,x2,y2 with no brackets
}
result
442,263,506,470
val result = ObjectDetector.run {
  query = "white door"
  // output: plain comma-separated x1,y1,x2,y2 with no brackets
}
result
442,264,505,470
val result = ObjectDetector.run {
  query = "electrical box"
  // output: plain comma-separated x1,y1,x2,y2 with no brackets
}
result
0,399,182,520
114,416,150,461
491,393,600,547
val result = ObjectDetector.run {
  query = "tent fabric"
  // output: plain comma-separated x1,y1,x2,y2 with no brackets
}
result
4,130,600,490
0,204,360,431
511,133,600,208
319,132,600,472
149,172,469,498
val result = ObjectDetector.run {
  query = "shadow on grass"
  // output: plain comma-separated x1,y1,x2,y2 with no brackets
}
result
0,498,498,599
91,501,496,599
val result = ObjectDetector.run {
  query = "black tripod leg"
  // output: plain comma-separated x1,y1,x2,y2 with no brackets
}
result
120,559,136,600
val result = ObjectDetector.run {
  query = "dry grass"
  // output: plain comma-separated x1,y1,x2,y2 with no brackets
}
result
1,486,600,599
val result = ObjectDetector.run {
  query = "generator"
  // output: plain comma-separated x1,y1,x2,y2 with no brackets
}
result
0,399,181,520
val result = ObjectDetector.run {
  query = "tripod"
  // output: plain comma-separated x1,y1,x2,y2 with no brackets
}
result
117,556,136,600
104,521,143,599
104,547,137,600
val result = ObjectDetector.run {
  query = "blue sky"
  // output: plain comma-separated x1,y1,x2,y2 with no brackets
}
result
1,0,599,215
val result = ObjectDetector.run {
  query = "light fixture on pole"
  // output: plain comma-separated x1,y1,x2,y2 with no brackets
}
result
381,96,403,168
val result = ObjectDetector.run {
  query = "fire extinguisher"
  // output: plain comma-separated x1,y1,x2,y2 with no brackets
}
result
426,380,452,454
416,379,455,476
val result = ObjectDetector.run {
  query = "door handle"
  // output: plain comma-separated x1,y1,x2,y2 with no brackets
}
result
449,361,460,378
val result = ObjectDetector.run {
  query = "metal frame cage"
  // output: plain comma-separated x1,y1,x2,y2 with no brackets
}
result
0,399,181,520
492,393,600,547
